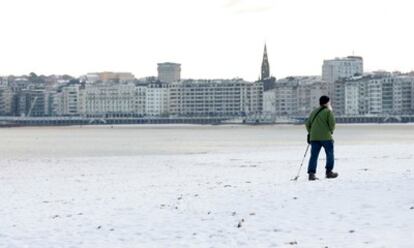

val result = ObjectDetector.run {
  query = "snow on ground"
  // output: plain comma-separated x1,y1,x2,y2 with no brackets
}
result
0,125,414,247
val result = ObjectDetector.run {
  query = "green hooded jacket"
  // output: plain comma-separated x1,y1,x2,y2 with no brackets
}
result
305,107,336,141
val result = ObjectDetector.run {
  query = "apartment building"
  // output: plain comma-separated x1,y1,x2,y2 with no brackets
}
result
169,79,263,116
334,73,414,116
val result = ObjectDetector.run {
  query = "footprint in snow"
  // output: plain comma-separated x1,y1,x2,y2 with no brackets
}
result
237,219,245,228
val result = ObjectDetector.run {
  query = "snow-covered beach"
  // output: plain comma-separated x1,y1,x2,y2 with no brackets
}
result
0,125,413,247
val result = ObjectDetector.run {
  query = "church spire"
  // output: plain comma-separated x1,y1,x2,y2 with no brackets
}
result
261,43,270,80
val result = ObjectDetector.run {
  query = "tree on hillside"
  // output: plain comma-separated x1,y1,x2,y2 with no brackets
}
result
28,72,45,84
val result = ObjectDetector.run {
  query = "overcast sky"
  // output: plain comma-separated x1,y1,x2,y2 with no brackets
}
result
0,0,413,80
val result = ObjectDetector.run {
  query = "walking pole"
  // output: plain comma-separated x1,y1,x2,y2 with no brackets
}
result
292,144,310,181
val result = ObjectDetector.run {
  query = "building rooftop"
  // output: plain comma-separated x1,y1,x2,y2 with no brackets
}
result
157,62,181,66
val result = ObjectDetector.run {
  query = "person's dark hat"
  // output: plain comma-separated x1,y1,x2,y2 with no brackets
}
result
319,95,330,106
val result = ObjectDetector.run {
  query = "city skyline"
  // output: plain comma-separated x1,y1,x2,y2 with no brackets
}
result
0,0,414,80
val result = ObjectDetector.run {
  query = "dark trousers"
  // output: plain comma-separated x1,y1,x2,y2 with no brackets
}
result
307,140,334,174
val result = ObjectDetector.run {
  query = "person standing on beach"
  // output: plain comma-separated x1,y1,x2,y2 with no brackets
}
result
305,95,338,181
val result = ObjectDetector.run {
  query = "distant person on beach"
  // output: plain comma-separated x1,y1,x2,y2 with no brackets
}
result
305,95,338,181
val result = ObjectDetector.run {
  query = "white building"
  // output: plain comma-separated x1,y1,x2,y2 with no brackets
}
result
80,83,141,116
53,84,81,116
263,90,276,114
297,80,328,116
344,81,360,115
335,73,414,116
274,81,298,116
322,56,363,83
134,86,147,116
272,76,328,116
169,79,263,116
367,79,383,114
322,56,363,98
391,75,414,114
0,86,14,115
145,83,169,116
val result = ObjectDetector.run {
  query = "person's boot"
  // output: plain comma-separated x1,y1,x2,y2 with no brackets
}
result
308,173,319,181
326,171,338,179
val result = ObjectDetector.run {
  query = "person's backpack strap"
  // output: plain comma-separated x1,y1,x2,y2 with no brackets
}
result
309,106,326,129
307,106,326,144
